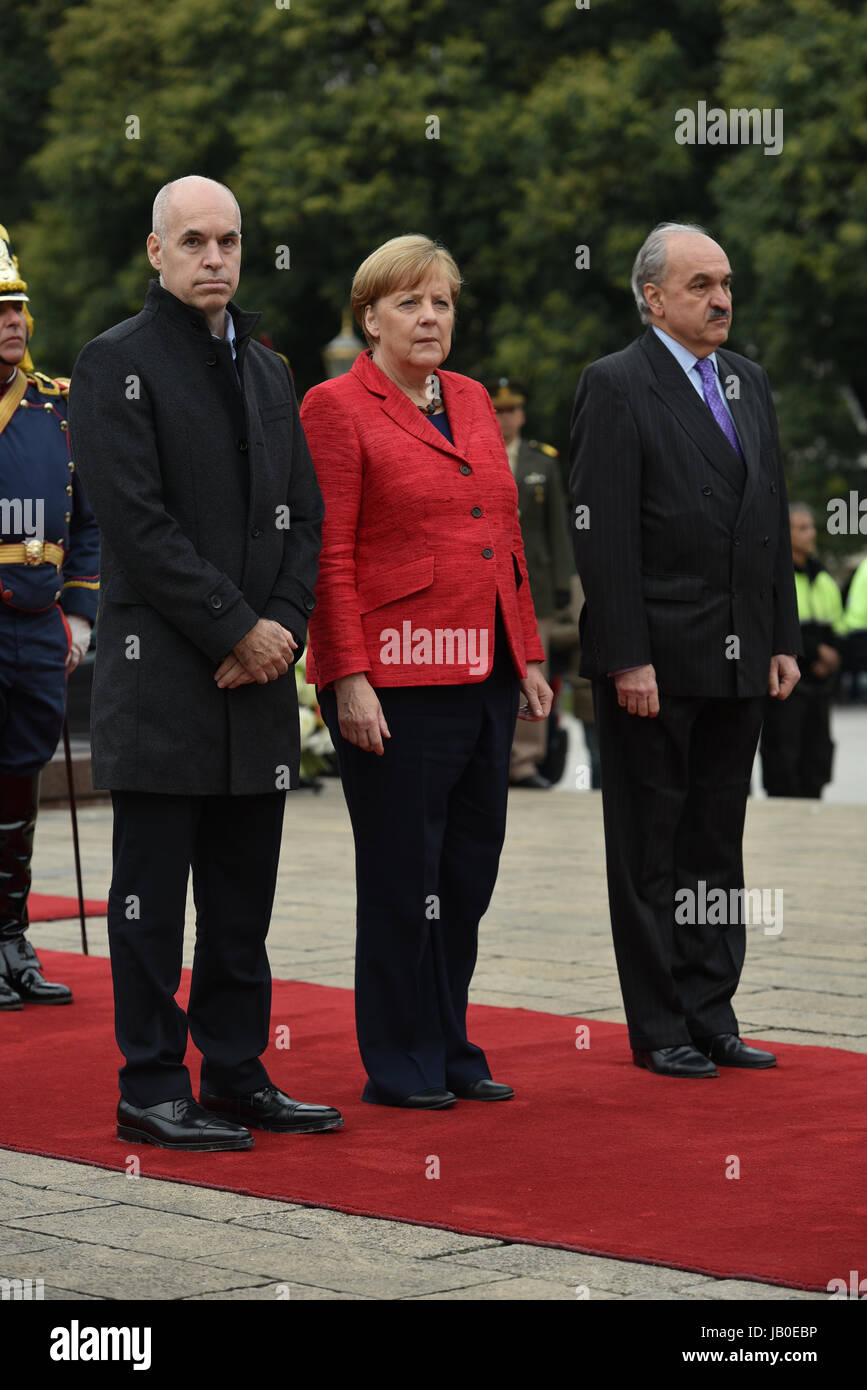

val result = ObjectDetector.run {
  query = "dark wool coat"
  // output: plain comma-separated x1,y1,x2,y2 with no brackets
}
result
68,280,323,794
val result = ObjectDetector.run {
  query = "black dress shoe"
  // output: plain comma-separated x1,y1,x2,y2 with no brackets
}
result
0,938,72,1004
117,1098,253,1150
396,1088,457,1109
693,1034,777,1069
452,1079,514,1101
512,772,552,790
632,1045,718,1078
0,975,22,1010
199,1085,343,1133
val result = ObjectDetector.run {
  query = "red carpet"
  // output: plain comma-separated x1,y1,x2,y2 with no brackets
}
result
2,950,864,1292
29,893,108,921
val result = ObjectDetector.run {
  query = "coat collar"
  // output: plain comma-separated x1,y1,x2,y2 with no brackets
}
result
349,349,474,461
640,327,756,508
144,279,261,346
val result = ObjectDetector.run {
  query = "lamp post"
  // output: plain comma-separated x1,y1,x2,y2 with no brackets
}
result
323,308,363,378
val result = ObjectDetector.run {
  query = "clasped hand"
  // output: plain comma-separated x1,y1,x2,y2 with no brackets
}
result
214,618,297,689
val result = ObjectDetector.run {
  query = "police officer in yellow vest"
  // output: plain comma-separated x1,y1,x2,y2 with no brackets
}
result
760,502,845,798
0,225,99,1010
488,379,574,788
842,554,867,696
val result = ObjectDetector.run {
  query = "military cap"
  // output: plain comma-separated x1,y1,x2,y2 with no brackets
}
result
487,377,526,409
0,225,30,303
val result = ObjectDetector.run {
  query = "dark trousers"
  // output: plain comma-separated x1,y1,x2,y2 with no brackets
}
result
319,627,520,1104
0,605,68,775
594,681,764,1051
761,686,834,798
108,790,285,1107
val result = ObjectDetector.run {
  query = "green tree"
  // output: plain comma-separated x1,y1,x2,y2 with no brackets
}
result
712,0,867,553
11,0,866,547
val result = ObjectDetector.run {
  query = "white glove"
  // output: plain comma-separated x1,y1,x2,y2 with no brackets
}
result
65,614,92,671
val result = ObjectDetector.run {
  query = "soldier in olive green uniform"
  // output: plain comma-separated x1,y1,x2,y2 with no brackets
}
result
489,379,574,787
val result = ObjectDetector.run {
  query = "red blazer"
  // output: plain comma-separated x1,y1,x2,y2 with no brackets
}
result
300,350,545,689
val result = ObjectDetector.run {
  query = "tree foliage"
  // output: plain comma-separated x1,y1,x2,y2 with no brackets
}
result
7,0,866,553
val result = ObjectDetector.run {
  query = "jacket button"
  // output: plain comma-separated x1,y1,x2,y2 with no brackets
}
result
733,535,741,545
238,439,248,453
762,535,770,546
460,464,472,475
68,460,75,472
702,486,712,496
482,547,493,559
66,484,73,495
205,353,217,366
770,483,777,493
251,526,262,538
54,590,60,600
471,506,483,518
305,598,315,611
210,595,223,610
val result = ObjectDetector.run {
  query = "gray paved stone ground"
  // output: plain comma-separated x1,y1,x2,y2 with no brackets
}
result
2,762,863,1301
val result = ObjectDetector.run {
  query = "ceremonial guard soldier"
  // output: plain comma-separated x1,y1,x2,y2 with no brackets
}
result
488,378,574,787
0,224,99,1010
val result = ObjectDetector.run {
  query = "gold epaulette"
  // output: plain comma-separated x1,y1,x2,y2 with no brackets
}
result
530,440,559,459
26,369,67,398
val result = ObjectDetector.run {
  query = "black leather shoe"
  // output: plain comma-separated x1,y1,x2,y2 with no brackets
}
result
117,1097,253,1150
397,1088,457,1109
633,1045,718,1078
200,1085,343,1133
512,772,552,790
693,1034,777,1069
0,938,72,1004
0,974,22,1010
452,1079,514,1101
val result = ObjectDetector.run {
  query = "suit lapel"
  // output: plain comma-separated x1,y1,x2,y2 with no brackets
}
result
352,351,471,462
641,330,746,497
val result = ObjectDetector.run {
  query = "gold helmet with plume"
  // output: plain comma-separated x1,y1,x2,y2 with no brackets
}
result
0,223,35,371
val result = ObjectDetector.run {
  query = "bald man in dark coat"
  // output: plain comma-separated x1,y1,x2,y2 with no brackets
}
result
70,176,341,1148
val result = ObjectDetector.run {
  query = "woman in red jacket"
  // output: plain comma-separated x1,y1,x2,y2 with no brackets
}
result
301,234,551,1109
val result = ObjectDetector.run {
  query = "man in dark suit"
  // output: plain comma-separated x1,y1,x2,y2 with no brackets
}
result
69,175,342,1146
570,222,801,1078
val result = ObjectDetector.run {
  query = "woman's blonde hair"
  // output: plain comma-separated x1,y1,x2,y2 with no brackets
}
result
351,234,462,348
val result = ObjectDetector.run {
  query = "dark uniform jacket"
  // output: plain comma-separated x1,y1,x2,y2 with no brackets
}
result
569,328,801,697
512,437,573,621
68,280,323,795
0,369,99,619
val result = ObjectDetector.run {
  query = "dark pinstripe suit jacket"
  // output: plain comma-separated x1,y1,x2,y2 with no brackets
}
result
569,329,801,698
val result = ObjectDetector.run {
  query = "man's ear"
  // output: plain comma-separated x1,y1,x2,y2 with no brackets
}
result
146,232,162,272
643,284,663,319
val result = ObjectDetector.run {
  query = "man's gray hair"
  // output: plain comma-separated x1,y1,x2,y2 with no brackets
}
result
151,176,241,243
631,222,710,324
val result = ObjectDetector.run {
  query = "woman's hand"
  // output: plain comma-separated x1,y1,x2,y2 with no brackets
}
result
334,672,391,754
517,663,553,721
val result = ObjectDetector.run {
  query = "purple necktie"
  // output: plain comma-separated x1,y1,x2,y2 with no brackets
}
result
696,357,744,460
